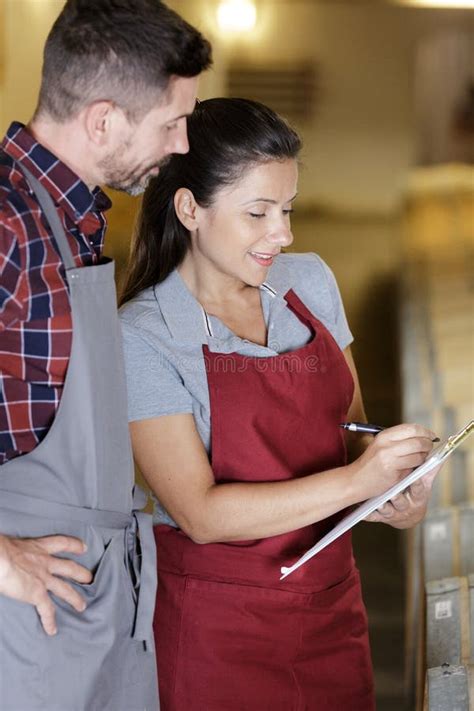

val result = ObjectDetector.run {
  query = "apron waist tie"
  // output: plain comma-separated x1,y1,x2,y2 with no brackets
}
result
0,488,131,527
127,487,158,645
0,486,157,647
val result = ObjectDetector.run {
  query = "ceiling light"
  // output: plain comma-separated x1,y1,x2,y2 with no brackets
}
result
217,0,257,32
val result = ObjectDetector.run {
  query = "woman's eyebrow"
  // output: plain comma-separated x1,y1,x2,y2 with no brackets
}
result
240,193,298,206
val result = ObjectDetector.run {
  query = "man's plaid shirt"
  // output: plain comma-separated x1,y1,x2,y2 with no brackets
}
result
0,122,112,464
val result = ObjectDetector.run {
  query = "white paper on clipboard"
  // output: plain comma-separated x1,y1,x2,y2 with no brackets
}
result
280,420,474,580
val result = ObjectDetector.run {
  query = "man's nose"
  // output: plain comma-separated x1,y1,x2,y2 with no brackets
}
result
169,123,189,155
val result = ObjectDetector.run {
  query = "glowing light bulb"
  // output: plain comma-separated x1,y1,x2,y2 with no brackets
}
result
217,0,257,32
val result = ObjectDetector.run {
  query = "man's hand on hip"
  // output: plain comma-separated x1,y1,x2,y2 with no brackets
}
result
0,534,92,635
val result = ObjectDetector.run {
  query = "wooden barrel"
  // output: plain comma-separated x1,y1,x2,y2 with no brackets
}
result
423,506,474,582
423,664,472,711
425,576,472,668
423,509,453,581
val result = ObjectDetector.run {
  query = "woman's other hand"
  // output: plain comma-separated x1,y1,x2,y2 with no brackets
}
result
364,464,441,528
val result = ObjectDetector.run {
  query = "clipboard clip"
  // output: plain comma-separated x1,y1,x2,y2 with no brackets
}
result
444,420,474,452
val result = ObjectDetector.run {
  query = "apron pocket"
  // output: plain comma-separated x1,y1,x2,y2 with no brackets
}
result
54,532,142,700
170,576,314,711
163,571,373,711
0,532,142,710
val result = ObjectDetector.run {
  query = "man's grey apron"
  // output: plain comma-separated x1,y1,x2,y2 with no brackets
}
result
0,167,159,711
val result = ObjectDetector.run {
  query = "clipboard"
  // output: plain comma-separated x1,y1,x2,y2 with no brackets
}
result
280,420,474,580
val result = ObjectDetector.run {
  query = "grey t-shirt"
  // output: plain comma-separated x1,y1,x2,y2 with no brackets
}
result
119,252,353,525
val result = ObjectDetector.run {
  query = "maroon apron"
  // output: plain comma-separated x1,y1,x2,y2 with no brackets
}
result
154,289,375,710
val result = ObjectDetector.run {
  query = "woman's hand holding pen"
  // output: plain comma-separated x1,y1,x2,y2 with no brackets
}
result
348,423,438,501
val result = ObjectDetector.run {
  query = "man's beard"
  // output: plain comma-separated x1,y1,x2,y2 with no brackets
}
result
100,154,171,196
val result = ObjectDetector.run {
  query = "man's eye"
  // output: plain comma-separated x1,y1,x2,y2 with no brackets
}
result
283,208,294,215
249,212,265,218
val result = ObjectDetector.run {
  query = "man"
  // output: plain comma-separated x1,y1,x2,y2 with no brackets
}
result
0,1,211,709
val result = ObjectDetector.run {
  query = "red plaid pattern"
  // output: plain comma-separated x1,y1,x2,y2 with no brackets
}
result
0,122,112,464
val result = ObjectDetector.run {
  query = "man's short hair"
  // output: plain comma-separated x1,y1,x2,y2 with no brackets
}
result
36,0,212,122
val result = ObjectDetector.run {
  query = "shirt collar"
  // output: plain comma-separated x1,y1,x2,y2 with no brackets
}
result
262,254,293,297
1,122,112,223
154,270,209,344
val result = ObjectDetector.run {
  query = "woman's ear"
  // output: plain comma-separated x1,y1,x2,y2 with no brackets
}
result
174,188,199,231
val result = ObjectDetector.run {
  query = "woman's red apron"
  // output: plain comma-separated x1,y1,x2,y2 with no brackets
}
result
154,289,375,710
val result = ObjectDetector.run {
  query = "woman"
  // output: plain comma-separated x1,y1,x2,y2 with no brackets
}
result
119,98,438,710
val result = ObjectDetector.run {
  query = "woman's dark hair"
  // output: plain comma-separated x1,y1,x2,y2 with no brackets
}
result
120,98,302,305
36,0,212,122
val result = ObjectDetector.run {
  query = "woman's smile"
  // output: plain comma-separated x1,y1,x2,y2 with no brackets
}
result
248,250,279,267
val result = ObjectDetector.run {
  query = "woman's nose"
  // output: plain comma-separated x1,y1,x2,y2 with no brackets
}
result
269,224,294,248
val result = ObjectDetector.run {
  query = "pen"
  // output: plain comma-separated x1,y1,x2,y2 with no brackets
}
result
339,422,384,435
339,421,440,442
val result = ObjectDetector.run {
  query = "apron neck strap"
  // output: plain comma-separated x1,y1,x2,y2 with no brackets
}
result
283,289,317,331
20,165,76,272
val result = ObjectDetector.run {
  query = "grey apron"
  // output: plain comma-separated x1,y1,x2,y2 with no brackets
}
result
0,167,159,711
